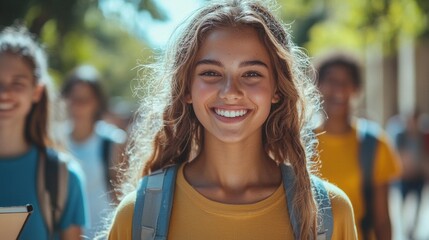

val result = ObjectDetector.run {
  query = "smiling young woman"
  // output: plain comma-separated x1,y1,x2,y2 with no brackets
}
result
0,26,88,240
106,1,358,239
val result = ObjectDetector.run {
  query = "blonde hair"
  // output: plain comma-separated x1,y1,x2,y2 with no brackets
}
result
121,0,321,238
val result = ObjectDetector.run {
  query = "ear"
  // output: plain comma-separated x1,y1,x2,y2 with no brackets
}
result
271,92,280,104
184,93,192,104
32,84,45,103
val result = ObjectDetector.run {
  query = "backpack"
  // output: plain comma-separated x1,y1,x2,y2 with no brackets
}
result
131,163,334,240
36,133,116,239
356,118,381,240
37,148,69,240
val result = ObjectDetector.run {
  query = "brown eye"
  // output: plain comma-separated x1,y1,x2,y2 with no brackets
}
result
243,71,262,78
200,71,220,77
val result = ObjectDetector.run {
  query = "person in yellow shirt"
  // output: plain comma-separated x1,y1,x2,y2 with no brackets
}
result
315,54,401,240
106,1,358,239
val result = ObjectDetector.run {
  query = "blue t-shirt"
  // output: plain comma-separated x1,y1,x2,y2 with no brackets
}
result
0,146,88,239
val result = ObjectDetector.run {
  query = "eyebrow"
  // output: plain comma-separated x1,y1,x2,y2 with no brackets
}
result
13,74,31,79
195,59,269,69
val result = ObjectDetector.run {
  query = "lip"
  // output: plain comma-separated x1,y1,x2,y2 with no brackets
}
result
211,106,251,123
0,102,14,111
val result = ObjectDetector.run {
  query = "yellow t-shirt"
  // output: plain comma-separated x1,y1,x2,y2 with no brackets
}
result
109,164,357,240
316,125,401,239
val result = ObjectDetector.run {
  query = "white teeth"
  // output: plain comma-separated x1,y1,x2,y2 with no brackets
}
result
0,103,13,110
215,109,247,118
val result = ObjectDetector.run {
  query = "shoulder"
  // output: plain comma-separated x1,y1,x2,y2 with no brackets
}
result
355,118,393,145
56,150,86,184
310,174,353,223
46,148,86,189
323,181,353,215
356,119,397,159
322,181,358,239
109,191,136,240
114,191,136,221
96,120,127,144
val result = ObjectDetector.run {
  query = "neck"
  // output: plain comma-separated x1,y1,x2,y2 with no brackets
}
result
186,131,280,191
71,119,95,142
323,114,352,135
0,120,30,157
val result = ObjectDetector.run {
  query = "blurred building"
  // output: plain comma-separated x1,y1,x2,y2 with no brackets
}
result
363,37,429,126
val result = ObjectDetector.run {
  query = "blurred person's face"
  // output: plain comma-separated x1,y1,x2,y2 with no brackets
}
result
318,65,358,119
0,53,43,127
65,83,99,123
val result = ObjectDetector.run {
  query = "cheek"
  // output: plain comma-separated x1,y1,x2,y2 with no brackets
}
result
191,81,217,101
247,85,274,105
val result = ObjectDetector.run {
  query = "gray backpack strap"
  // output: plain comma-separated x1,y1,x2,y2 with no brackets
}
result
132,165,179,240
281,164,333,240
312,175,333,240
281,164,300,238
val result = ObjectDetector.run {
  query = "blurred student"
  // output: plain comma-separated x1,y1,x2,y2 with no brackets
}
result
394,110,429,239
315,54,401,240
0,26,88,239
61,65,126,238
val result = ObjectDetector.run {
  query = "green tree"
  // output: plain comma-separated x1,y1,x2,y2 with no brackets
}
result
276,0,428,55
0,0,165,100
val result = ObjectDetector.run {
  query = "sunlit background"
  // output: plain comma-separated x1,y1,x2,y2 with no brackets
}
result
1,0,428,125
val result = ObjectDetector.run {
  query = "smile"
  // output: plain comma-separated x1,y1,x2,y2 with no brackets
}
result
214,108,248,118
0,103,14,111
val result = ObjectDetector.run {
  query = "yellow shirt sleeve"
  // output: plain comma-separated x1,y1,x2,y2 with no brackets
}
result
326,181,358,240
108,191,136,240
373,133,402,185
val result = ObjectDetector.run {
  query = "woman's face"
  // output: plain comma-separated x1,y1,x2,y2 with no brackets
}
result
318,65,358,119
65,82,99,123
0,53,42,127
188,26,279,143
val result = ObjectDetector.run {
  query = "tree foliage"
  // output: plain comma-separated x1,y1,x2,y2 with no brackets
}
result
0,0,158,101
276,0,428,55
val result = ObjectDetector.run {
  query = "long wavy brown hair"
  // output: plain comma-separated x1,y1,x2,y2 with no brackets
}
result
122,0,321,238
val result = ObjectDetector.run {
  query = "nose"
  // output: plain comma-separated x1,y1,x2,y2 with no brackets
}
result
218,75,243,101
330,81,354,101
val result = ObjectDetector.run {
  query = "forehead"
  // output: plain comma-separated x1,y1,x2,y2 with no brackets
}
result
67,82,95,96
0,52,34,73
196,26,271,63
0,52,35,84
322,65,355,83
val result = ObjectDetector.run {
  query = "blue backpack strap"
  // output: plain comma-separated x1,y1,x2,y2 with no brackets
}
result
281,164,333,240
132,177,148,240
356,119,379,239
132,165,179,240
